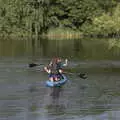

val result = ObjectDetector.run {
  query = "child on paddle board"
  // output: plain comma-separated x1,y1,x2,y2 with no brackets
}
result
44,66,58,82
44,58,68,81
55,58,68,76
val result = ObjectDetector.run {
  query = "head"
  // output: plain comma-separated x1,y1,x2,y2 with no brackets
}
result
56,58,62,63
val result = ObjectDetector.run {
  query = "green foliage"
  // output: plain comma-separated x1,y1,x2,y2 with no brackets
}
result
83,3,120,37
48,0,100,30
0,0,119,37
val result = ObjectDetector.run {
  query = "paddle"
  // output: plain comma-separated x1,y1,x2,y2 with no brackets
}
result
78,73,87,79
64,72,87,79
29,63,44,68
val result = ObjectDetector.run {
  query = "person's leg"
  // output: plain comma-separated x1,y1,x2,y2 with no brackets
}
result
54,76,58,81
57,72,63,79
49,77,54,82
49,73,54,82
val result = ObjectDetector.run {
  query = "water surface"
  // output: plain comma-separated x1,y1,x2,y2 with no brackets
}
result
0,38,120,120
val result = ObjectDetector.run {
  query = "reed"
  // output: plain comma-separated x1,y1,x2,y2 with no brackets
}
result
46,28,83,40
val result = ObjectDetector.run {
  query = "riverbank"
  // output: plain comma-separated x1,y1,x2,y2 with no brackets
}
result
46,28,83,39
0,28,83,40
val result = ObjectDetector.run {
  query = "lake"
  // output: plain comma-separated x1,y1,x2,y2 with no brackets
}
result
0,37,120,120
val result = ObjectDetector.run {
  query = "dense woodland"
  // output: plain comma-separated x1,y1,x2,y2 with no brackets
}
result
0,0,120,37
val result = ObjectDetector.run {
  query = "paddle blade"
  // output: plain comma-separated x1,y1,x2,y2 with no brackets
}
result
29,63,38,68
78,73,87,79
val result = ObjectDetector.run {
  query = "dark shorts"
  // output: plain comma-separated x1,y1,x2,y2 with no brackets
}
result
49,74,57,78
48,73,63,80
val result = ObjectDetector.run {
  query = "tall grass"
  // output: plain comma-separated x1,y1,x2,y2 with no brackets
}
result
46,28,83,40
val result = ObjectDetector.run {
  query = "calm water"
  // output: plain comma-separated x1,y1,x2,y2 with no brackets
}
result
0,38,120,120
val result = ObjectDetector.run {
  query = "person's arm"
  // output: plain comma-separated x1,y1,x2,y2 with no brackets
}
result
48,61,53,66
44,67,51,73
62,59,68,66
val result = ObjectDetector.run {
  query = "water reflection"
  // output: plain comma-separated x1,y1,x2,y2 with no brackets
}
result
73,39,84,58
28,81,66,117
0,37,120,60
50,87,63,99
46,87,66,116
31,37,35,56
39,37,49,56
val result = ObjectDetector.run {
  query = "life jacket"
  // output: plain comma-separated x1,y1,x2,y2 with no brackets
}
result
56,62,62,70
49,73,63,81
48,58,63,74
48,62,58,74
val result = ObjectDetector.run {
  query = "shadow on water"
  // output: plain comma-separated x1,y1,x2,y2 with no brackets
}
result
28,81,66,117
46,86,66,116
50,87,63,99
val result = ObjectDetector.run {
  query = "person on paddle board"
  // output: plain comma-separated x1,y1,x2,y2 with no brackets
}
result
44,58,68,81
55,58,68,75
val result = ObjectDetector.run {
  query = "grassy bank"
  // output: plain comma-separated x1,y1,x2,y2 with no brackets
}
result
0,28,83,40
46,28,83,40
